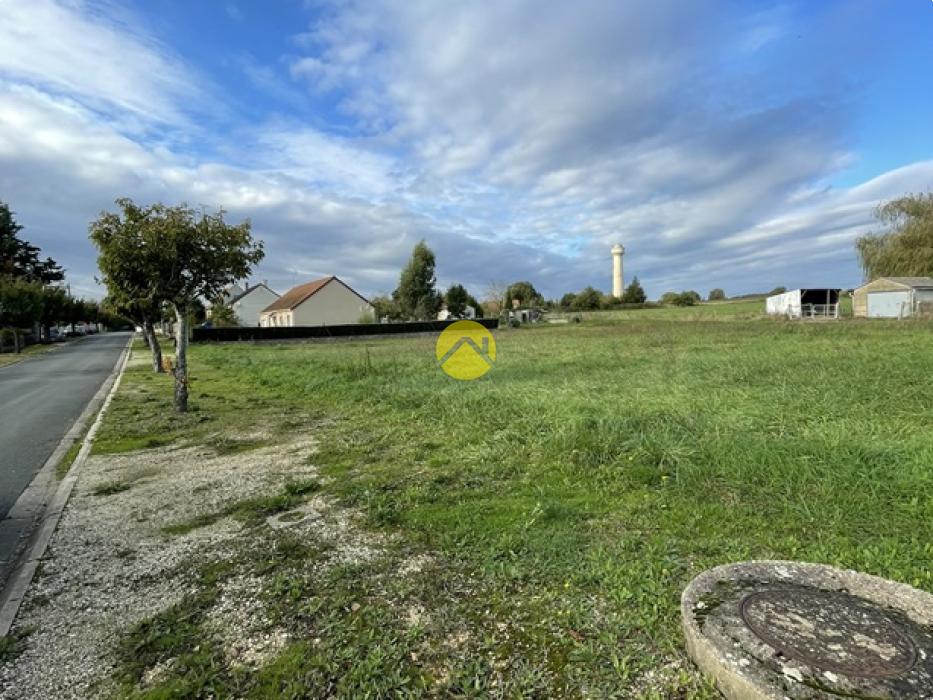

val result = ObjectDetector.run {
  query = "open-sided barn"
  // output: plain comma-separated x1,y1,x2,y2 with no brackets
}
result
765,289,840,319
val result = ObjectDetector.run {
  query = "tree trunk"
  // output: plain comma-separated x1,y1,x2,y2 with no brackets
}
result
173,305,189,413
13,330,20,354
143,319,164,373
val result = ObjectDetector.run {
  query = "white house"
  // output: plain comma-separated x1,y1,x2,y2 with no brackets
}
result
260,276,373,327
228,282,280,326
437,304,476,321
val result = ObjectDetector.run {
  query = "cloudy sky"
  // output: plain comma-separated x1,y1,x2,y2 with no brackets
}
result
1,0,932,300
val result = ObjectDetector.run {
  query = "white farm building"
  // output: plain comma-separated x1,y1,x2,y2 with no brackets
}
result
260,276,373,327
765,289,840,319
852,277,933,318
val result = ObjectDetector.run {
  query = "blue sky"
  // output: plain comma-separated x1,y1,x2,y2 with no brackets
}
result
1,0,932,301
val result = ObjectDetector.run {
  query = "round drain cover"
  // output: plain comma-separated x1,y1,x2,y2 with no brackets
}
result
740,587,918,678
681,561,933,699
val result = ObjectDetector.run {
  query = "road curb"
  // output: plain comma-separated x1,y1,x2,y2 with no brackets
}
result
0,335,134,637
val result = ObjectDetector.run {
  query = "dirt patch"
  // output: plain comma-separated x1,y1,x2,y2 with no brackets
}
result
0,430,383,699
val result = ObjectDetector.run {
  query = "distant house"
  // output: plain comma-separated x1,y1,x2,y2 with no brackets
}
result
765,289,840,319
853,277,933,318
260,276,373,327
437,304,477,321
208,282,280,326
228,282,279,326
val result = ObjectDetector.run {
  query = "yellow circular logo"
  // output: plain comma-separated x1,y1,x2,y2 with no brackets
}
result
436,320,496,380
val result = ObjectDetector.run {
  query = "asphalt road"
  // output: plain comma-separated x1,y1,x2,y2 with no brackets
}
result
0,333,130,519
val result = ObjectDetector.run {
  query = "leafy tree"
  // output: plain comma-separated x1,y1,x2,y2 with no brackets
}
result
661,290,699,306
0,277,43,351
444,283,469,317
622,276,647,304
0,203,66,349
90,200,167,372
99,297,135,331
394,241,441,320
370,295,400,321
559,293,577,309
0,202,64,284
708,288,726,301
38,285,69,338
505,280,543,308
91,199,263,412
210,302,238,327
572,286,602,310
856,193,933,279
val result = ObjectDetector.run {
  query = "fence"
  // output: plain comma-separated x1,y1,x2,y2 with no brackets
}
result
192,318,499,343
799,303,839,319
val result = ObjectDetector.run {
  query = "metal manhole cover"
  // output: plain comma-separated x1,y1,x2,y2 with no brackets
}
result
739,587,918,678
681,561,933,699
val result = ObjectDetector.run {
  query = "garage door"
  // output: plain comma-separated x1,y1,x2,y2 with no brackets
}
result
867,291,910,318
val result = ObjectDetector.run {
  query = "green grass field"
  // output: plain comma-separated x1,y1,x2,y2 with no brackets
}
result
0,341,60,367
93,306,933,698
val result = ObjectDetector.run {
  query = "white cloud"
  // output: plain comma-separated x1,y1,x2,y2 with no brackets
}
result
0,0,197,125
1,0,931,304
284,0,922,295
0,84,570,300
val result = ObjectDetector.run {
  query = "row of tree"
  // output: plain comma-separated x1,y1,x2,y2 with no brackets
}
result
0,202,117,351
369,241,484,321
357,241,785,321
90,199,263,413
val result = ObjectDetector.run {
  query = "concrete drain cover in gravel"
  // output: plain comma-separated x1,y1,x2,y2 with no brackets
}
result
266,504,321,530
681,560,933,699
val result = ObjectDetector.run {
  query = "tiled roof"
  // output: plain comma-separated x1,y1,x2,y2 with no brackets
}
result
261,277,334,312
260,276,369,313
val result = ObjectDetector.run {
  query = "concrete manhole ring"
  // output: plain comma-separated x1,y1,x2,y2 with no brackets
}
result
681,561,933,699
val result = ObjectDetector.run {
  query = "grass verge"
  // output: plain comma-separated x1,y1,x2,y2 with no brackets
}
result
96,309,933,697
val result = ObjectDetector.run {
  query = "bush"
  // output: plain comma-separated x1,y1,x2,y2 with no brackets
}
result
708,288,726,301
601,295,624,309
661,291,699,307
572,287,602,310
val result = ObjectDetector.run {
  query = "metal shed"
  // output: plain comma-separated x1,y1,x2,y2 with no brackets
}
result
765,289,840,319
852,277,933,318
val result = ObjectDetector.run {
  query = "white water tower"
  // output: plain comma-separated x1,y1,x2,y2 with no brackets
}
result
611,244,625,298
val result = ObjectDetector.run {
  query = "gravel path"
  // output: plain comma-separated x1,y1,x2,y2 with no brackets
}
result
0,429,371,699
